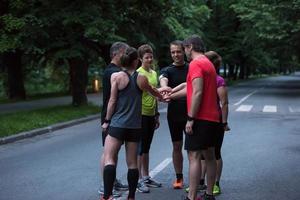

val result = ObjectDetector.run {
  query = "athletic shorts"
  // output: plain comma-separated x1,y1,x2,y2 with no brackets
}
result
101,130,107,146
108,126,141,143
184,119,219,151
167,119,186,142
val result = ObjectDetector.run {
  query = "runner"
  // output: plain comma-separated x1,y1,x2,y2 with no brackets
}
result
99,42,129,198
202,51,230,195
167,35,219,200
159,40,188,189
101,47,163,200
136,44,162,193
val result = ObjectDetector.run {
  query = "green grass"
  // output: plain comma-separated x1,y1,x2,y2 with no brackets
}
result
0,104,101,138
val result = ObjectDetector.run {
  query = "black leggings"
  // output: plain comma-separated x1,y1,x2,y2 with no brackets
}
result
138,115,156,155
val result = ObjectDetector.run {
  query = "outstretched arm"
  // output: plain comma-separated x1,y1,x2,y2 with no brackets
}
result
167,82,187,100
137,74,163,99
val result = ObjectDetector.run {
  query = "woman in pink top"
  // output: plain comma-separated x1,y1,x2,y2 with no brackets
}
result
202,51,230,195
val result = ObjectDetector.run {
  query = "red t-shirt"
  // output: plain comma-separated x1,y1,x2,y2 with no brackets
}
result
186,56,219,122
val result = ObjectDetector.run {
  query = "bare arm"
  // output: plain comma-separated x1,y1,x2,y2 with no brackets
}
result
185,78,203,134
217,86,230,131
137,74,163,99
169,86,186,99
172,82,186,93
101,74,118,130
159,75,169,87
189,78,203,118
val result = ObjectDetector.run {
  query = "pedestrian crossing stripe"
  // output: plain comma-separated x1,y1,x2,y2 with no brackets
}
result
235,105,300,113
262,105,277,113
235,105,253,112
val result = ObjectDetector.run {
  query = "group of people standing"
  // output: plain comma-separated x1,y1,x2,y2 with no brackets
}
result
99,35,230,200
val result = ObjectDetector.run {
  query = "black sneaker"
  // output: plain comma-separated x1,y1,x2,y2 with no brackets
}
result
203,193,215,200
114,179,128,191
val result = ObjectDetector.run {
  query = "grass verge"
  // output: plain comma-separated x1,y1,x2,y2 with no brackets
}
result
0,104,101,138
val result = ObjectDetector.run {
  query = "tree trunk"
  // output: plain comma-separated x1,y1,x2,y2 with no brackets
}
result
239,64,245,79
3,50,26,100
69,57,88,106
228,64,235,80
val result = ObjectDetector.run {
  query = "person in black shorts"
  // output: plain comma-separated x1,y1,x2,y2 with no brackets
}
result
99,42,129,197
159,40,188,189
101,47,163,200
166,36,219,200
199,51,230,196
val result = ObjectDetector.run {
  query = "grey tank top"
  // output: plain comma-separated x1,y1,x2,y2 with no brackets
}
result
110,71,142,129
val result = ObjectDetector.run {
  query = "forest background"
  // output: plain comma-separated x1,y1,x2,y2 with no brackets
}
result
1,0,299,105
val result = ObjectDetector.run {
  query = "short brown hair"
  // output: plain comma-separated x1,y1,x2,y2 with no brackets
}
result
183,35,205,53
137,44,153,59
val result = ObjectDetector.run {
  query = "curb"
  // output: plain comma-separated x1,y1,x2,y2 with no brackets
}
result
0,114,100,145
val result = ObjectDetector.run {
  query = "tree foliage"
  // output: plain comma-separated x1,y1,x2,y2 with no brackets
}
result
0,0,299,101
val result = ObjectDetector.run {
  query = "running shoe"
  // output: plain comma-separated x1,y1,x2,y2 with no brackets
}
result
203,193,216,200
100,196,115,200
182,196,202,200
114,179,128,191
213,184,221,195
173,178,184,189
143,176,162,188
185,184,207,193
137,180,150,193
98,186,121,198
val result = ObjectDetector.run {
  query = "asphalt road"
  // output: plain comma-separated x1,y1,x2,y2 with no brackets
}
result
1,73,300,200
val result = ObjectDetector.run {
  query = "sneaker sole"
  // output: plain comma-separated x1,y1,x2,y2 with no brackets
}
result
145,184,161,188
136,188,150,193
114,187,129,191
173,186,183,189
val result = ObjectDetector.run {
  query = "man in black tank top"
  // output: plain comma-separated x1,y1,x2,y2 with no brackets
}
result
98,42,129,198
101,47,163,200
160,40,188,190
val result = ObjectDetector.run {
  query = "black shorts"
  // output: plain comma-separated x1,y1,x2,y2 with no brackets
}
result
167,119,186,142
102,130,107,146
184,119,219,151
108,126,141,143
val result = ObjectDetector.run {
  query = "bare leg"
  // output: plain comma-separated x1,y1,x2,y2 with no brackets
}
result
187,151,201,200
172,141,183,175
102,135,122,198
202,147,216,195
215,158,223,182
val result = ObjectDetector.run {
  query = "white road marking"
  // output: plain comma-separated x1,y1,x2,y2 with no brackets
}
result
234,89,261,106
149,157,172,178
236,105,253,112
158,107,168,113
117,157,172,200
262,105,277,113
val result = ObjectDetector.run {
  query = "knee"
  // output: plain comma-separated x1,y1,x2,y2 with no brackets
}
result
104,153,117,166
173,142,182,152
188,151,201,162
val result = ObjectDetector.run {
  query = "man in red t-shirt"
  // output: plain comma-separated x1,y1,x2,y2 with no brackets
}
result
167,35,219,200
184,36,219,200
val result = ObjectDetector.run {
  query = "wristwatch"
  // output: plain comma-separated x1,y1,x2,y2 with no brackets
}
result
187,116,195,121
104,118,111,123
